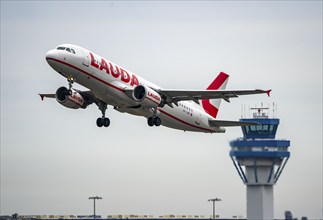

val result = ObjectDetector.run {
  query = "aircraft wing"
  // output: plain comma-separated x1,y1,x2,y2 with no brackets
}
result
209,119,260,127
156,89,271,105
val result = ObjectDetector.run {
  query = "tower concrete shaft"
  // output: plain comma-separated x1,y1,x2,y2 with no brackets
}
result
247,185,273,219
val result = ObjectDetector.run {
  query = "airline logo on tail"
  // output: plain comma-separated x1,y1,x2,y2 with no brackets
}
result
201,72,229,118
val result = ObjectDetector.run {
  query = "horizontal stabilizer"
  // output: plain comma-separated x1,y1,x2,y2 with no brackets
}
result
209,119,260,127
39,90,96,103
39,93,55,100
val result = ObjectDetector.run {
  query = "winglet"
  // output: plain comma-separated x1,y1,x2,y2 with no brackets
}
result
39,94,44,101
266,89,272,97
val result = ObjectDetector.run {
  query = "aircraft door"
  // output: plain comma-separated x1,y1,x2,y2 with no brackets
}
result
195,112,202,125
82,49,90,67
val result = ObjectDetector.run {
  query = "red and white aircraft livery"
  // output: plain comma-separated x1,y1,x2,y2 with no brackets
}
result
40,44,271,133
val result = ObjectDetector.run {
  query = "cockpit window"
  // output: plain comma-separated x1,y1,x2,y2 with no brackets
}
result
56,46,76,54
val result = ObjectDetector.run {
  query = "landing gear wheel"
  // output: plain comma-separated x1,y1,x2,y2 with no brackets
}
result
103,118,110,127
96,118,104,127
148,116,161,127
153,117,161,126
148,117,154,127
96,101,109,128
96,117,110,127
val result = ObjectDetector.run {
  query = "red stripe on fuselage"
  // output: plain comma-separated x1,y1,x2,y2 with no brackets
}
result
158,109,214,133
46,57,124,92
146,96,160,106
47,57,214,133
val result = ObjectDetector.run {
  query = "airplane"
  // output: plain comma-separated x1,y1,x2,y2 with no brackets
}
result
40,44,271,133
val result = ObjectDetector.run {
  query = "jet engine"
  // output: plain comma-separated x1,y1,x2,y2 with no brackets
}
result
55,87,86,109
132,85,163,107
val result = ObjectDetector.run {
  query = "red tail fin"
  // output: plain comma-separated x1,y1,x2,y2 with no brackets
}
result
201,72,229,118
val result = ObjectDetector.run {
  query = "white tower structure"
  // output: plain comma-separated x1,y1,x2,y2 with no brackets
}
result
230,107,290,220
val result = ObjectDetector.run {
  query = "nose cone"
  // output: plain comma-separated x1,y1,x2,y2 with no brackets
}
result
46,49,58,61
46,49,61,71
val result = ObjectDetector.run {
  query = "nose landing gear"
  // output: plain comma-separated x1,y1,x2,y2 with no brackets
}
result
67,77,74,90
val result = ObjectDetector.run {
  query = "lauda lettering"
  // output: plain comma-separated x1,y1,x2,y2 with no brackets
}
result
69,94,83,106
90,52,99,68
90,52,139,86
148,92,161,102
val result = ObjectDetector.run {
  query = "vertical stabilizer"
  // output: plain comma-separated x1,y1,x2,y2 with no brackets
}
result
201,72,229,118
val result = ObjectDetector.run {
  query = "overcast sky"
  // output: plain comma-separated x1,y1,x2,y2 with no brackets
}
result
1,1,322,219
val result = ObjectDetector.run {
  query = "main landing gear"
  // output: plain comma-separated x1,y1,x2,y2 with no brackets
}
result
97,117,110,127
147,107,161,127
147,116,162,127
65,77,110,128
96,101,110,127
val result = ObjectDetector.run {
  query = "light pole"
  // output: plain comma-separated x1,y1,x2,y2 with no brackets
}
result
89,196,102,220
208,198,221,219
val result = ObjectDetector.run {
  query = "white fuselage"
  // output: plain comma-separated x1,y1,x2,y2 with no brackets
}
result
46,44,222,133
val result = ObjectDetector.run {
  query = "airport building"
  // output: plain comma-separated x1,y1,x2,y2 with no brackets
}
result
0,215,245,220
0,213,311,220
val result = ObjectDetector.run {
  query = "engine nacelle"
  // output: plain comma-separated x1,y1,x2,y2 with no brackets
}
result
55,87,85,109
132,85,162,108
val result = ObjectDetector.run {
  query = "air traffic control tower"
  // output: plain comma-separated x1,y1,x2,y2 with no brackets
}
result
229,106,290,220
